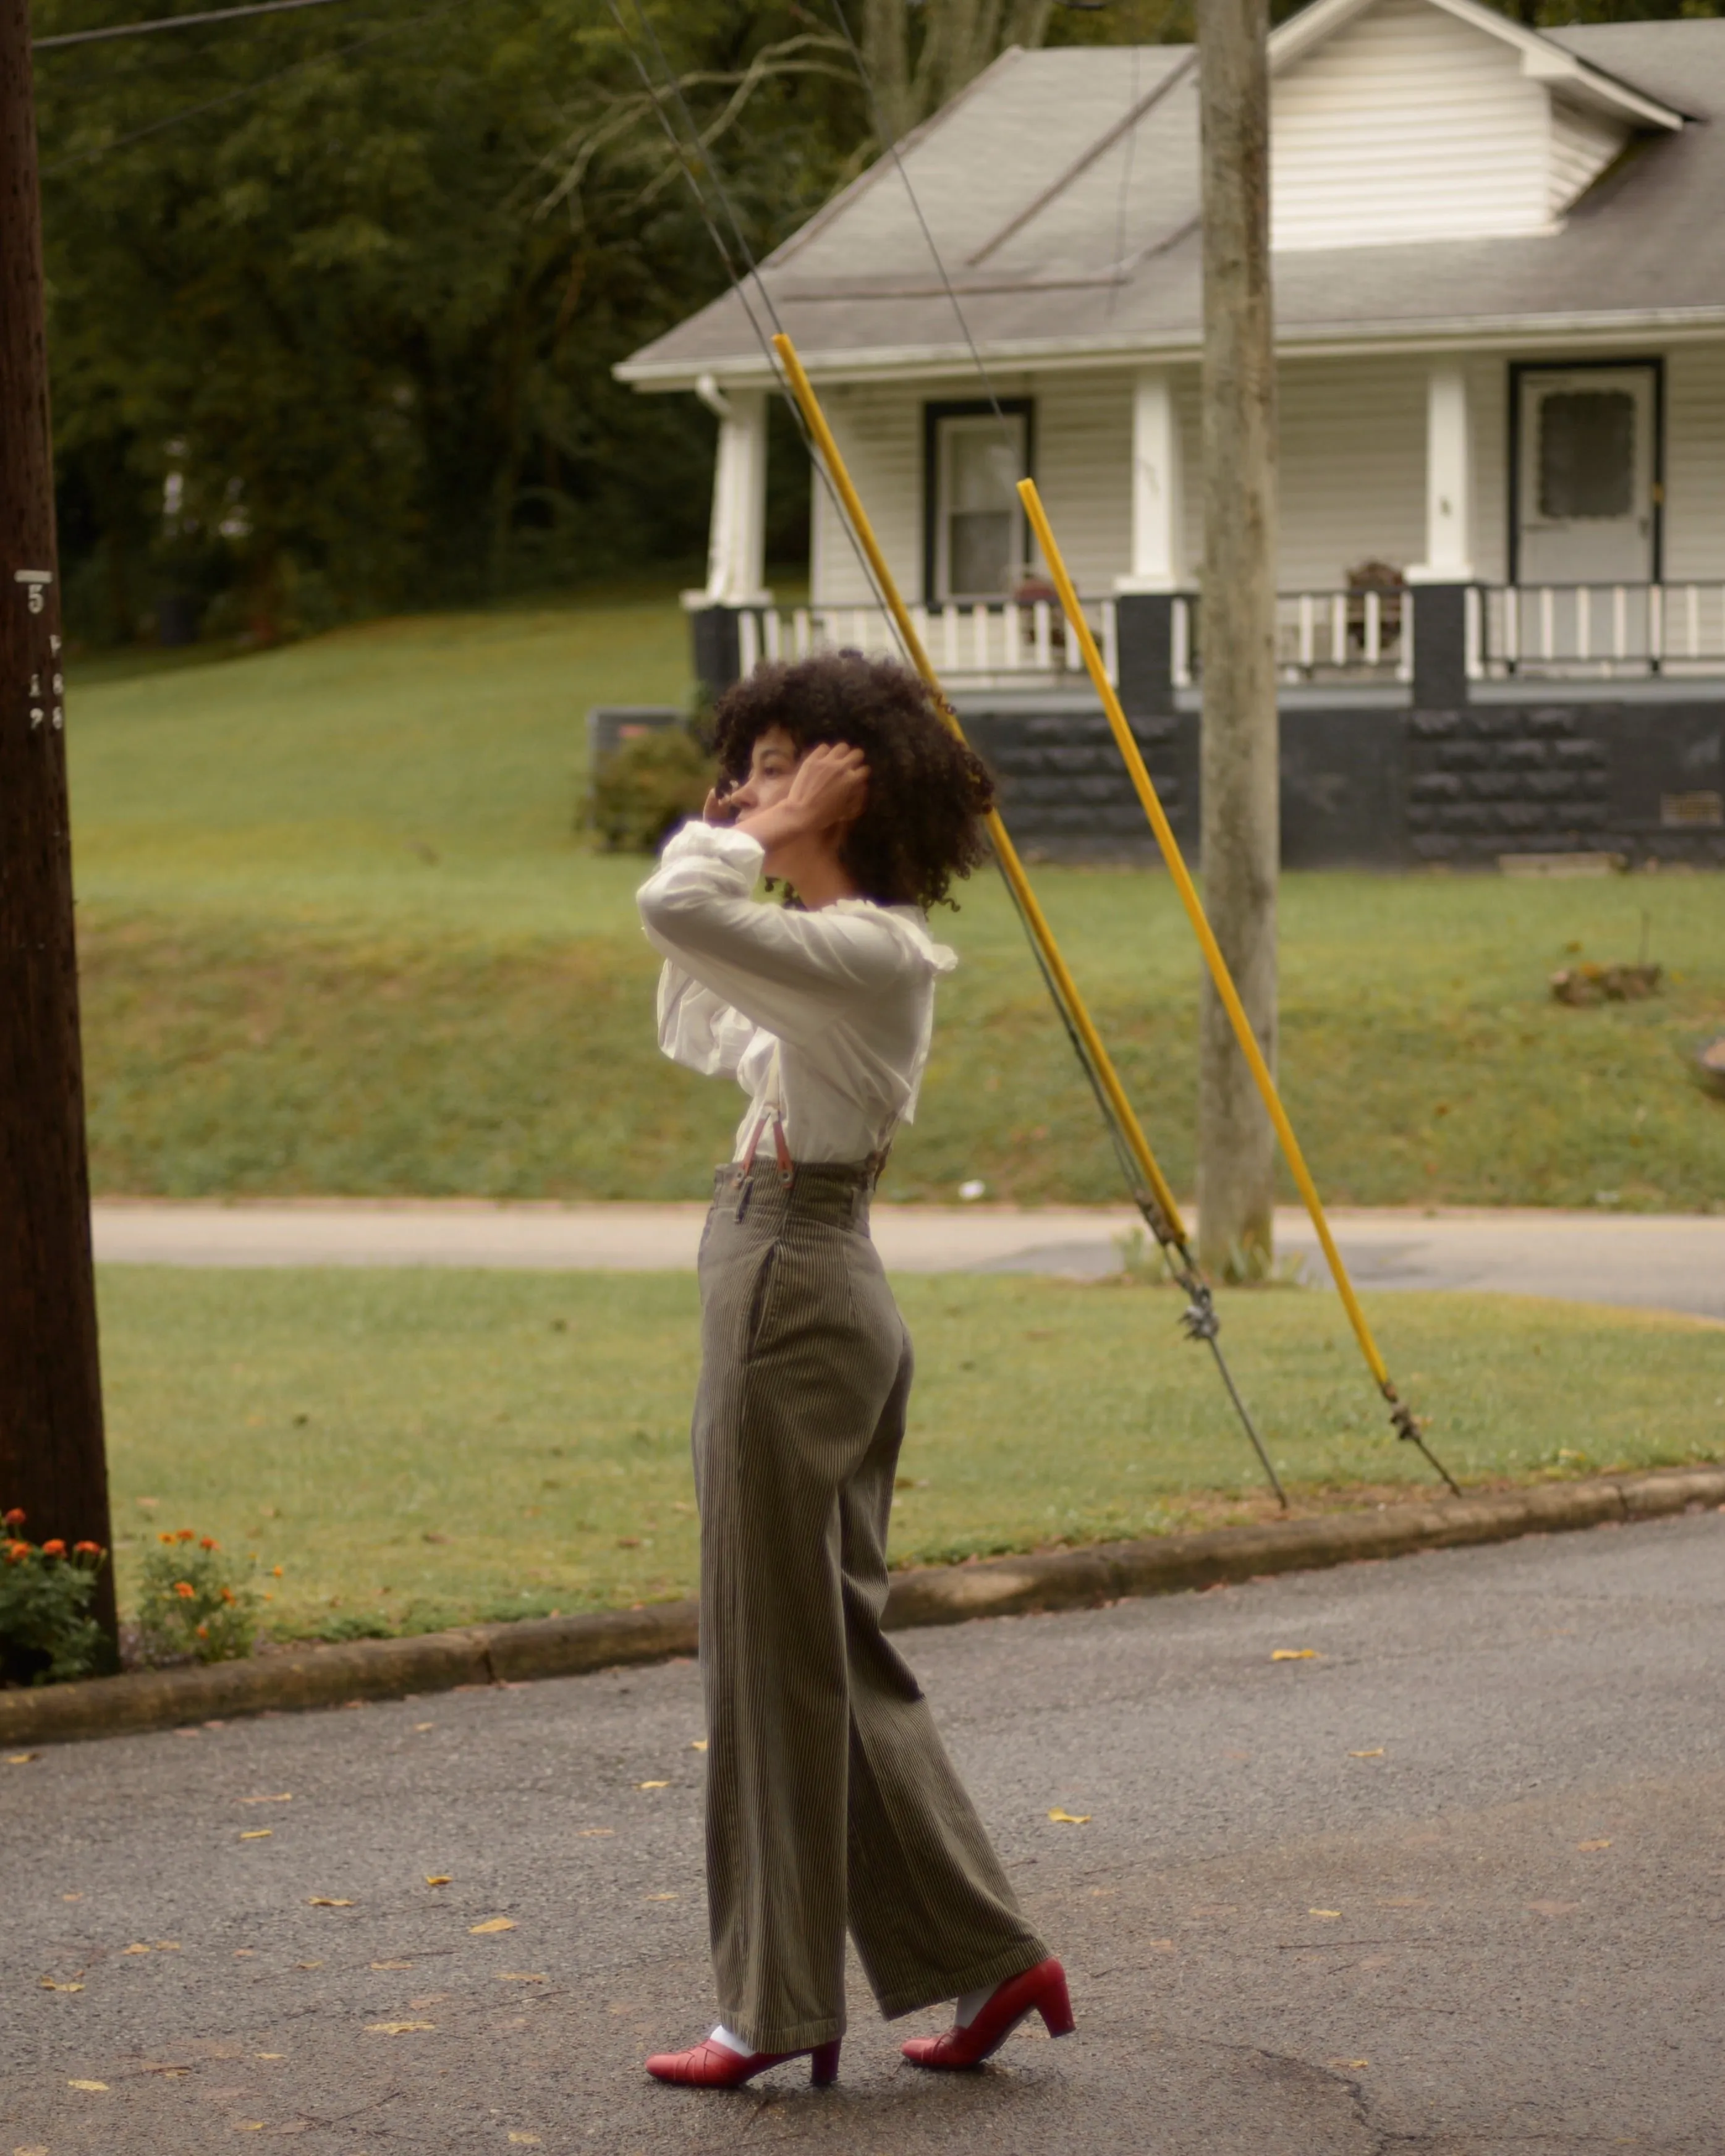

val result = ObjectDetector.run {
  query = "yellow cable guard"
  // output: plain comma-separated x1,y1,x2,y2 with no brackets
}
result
1015,476,1406,1409
771,332,1189,1246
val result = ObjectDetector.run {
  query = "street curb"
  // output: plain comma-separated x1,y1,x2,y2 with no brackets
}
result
4,1464,1721,1748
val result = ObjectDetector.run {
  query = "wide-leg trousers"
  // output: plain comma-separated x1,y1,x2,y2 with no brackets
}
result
692,1160,1047,2054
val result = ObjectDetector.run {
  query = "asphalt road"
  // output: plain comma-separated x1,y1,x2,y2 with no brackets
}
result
7,1510,1724,2155
90,1199,1725,1318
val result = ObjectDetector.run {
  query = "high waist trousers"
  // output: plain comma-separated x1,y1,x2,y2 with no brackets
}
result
692,1161,1047,2053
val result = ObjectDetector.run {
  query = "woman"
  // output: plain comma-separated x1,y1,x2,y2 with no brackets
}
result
635,652,1072,2090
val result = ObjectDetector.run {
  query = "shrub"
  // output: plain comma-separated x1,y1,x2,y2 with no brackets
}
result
0,1510,108,1686
137,1528,258,1665
589,725,714,854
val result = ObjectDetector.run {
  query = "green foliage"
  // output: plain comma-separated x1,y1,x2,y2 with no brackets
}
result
0,1511,109,1686
135,1528,260,1665
96,1266,1725,1638
590,724,716,852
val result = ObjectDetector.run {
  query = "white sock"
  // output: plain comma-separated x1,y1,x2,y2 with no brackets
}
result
955,1984,995,2028
710,2023,752,2055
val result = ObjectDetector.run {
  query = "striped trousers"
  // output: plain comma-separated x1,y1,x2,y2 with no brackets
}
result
692,1160,1047,2053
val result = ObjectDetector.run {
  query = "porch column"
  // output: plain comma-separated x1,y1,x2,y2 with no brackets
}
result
1116,368,1185,593
1409,363,1473,583
1408,362,1473,708
1114,368,1185,719
698,376,771,606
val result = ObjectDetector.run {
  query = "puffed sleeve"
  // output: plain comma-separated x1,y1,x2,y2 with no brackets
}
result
636,821,933,1048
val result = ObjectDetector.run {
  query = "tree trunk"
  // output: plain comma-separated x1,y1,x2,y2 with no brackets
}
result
1196,0,1279,1279
0,0,116,1642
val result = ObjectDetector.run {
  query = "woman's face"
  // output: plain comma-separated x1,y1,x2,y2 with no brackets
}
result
723,725,800,814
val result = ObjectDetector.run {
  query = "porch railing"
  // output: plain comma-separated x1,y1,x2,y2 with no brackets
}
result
737,596,1120,687
1469,583,1725,680
1171,589,1413,688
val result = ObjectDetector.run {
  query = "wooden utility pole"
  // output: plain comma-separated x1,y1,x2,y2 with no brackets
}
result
1196,0,1279,1279
1,0,116,1643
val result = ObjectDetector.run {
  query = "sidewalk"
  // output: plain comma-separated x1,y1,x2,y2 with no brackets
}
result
90,1198,1725,1318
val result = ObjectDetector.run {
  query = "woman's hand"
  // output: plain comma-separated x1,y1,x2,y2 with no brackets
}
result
703,782,740,827
778,742,869,836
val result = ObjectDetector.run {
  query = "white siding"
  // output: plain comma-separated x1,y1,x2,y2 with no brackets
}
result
1465,353,1509,586
1275,357,1426,589
1030,374,1135,594
1271,0,1553,251
1548,95,1627,218
809,386,923,607
1663,344,1725,583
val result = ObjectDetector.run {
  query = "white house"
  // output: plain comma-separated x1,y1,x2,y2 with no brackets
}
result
619,0,1725,864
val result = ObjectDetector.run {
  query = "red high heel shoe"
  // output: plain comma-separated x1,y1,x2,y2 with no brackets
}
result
644,2036,841,2089
901,1957,1074,2070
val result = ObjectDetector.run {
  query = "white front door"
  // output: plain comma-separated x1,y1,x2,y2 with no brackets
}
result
1516,365,1656,585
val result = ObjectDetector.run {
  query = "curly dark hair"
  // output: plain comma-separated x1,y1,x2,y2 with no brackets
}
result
710,651,996,910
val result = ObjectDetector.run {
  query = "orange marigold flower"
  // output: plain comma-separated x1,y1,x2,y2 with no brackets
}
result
158,1531,176,1545
219,1587,236,1604
2,1507,24,1527
176,1528,197,1543
195,1623,209,1639
272,1566,284,1578
200,1536,218,1551
74,1541,101,1556
5,1544,28,1564
41,1539,66,1557
174,1581,197,1599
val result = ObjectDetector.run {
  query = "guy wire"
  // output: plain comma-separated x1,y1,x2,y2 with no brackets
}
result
608,1,1288,1505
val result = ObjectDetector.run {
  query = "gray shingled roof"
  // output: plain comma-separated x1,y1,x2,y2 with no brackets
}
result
617,20,1725,389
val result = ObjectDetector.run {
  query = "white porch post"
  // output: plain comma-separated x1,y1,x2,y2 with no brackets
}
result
696,376,771,606
1114,368,1185,593
1408,362,1473,583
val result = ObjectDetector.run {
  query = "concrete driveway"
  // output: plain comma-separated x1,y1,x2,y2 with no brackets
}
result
8,1508,1723,2152
92,1198,1725,1318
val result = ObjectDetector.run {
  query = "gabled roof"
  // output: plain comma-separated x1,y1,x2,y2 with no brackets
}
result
617,11,1722,391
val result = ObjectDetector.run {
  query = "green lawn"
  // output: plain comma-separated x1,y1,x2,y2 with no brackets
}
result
97,1266,1725,1640
69,600,1725,1208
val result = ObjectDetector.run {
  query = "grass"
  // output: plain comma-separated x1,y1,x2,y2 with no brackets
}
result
98,1265,1725,1640
68,600,1725,1209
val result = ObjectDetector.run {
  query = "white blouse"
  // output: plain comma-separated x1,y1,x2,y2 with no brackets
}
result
637,821,958,1164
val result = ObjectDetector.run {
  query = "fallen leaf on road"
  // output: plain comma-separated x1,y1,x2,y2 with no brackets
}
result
497,1973,546,1984
6,1752,39,1764
154,1940,182,1951
122,1943,151,1955
1576,1838,1612,1852
40,1978,85,1992
239,1830,273,1841
1271,1649,1318,1662
690,1740,708,1752
234,2123,266,2133
646,1893,679,1902
1147,1939,1177,1953
255,2053,284,2060
637,1780,669,1791
1047,1809,1091,1825
424,1875,452,1887
509,2136,543,2147
1348,1749,1385,1759
366,2021,434,2036
1309,1910,1342,1920
307,1898,355,1908
371,1961,413,1971
239,1794,291,1805
469,1917,516,1934
577,1828,614,1838
67,2081,109,2092
295,1961,323,1970
1327,2058,1369,2071
415,1722,435,1731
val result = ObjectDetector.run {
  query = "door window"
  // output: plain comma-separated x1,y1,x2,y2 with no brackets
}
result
1516,365,1655,586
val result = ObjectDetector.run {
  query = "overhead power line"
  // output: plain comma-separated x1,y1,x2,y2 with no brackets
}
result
34,0,356,52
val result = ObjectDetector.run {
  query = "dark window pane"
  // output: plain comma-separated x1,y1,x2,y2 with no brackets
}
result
950,510,1013,596
1538,390,1635,520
